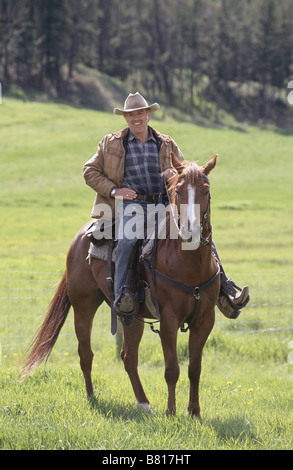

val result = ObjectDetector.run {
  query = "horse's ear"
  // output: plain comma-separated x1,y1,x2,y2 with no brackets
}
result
171,152,185,174
200,154,218,175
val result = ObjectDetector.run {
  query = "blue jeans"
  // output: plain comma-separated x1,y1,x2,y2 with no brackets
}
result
114,200,150,297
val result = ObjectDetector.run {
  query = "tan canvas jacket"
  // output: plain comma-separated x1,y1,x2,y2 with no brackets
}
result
83,126,184,218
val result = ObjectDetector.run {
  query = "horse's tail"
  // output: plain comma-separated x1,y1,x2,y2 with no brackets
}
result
19,271,71,380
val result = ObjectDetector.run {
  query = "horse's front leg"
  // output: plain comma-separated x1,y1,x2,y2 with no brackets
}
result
160,315,180,415
188,308,215,419
120,319,150,409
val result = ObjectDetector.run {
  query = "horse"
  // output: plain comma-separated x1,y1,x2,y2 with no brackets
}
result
20,154,220,419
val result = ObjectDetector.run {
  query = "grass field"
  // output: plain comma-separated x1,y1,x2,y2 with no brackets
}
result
0,98,293,450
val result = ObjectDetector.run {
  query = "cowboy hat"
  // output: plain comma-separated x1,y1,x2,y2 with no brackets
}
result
113,92,160,115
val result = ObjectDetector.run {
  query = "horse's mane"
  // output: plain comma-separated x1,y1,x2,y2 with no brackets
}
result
184,162,200,186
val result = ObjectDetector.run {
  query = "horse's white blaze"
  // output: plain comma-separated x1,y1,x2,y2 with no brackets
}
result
180,183,200,250
187,184,196,229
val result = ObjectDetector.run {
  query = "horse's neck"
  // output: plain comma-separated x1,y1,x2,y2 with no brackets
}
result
181,242,213,281
157,237,214,284
156,212,215,283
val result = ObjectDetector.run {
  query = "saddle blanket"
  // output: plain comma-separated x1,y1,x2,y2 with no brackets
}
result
87,239,154,264
87,240,117,264
86,215,169,264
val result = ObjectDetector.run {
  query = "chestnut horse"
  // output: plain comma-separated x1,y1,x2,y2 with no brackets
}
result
20,154,220,418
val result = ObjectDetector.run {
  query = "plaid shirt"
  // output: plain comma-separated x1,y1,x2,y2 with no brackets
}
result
123,128,162,195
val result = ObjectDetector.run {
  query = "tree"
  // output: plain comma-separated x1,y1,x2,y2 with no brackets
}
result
0,0,292,124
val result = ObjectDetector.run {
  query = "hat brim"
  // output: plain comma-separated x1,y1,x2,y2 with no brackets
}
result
113,103,160,115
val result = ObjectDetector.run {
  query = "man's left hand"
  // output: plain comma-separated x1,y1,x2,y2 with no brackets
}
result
162,168,176,181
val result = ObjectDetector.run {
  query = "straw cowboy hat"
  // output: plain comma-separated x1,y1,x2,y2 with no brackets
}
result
113,92,160,115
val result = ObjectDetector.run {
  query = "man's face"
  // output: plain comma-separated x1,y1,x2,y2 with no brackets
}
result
124,109,150,138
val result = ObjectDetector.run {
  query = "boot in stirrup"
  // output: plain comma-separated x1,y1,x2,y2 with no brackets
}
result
212,242,250,319
217,278,250,319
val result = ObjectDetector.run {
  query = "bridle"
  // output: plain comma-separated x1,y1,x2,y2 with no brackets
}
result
199,192,213,246
174,181,213,247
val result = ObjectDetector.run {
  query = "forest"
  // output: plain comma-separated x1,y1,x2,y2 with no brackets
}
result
1,0,293,126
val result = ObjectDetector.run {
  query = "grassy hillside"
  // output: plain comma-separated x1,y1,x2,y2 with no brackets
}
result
0,98,293,450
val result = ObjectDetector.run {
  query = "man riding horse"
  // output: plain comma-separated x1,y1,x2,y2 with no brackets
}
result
83,92,249,320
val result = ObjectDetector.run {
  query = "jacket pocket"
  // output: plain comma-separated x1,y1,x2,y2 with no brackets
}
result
103,154,124,187
103,150,123,175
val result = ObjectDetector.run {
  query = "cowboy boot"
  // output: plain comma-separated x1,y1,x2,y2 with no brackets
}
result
217,281,250,319
212,242,250,319
114,285,136,314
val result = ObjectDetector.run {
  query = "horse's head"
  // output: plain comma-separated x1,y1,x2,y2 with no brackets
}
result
170,153,218,250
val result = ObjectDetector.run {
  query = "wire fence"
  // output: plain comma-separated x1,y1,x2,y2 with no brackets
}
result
0,270,293,363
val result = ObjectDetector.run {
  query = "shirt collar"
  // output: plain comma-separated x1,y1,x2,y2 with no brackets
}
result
128,127,156,143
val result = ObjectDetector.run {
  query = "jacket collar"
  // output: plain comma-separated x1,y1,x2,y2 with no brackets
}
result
112,126,171,143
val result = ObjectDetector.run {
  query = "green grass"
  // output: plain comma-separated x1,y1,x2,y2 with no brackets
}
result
0,98,293,450
1,356,292,450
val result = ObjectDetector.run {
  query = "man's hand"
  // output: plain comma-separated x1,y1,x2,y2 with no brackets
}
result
112,169,176,201
114,188,137,200
162,168,177,181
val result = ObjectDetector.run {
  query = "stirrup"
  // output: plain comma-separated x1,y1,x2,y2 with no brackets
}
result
114,287,136,316
217,284,250,319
